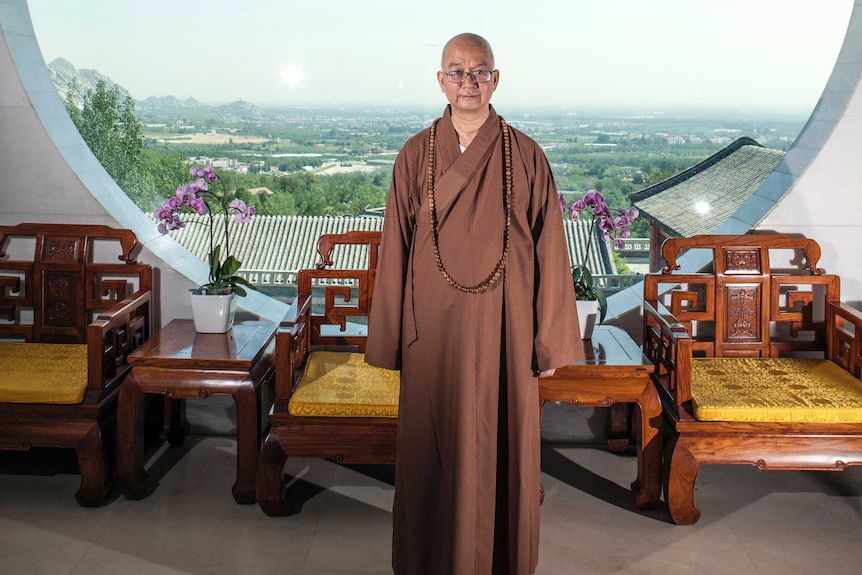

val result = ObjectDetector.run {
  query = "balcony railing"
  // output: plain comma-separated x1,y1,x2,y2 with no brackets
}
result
594,274,644,295
239,269,644,299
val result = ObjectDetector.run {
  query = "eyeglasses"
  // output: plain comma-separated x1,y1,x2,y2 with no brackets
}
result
441,69,495,84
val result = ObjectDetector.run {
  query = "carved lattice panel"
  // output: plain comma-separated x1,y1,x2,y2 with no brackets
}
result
97,279,127,302
771,275,838,323
323,282,368,317
724,283,761,342
769,274,839,351
653,275,715,323
670,286,713,321
41,237,81,263
722,247,763,275
42,270,79,328
298,267,370,350
0,267,30,323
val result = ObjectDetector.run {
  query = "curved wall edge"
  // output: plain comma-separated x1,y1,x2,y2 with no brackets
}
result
0,0,287,322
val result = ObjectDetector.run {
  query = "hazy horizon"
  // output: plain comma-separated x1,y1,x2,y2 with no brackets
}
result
29,0,853,115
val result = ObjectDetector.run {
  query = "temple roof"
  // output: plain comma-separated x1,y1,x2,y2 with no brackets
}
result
629,137,785,238
162,214,615,284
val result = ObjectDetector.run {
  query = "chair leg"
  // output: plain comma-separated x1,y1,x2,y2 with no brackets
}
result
74,423,108,507
608,402,633,452
664,433,702,525
631,403,661,510
256,430,290,516
166,397,190,447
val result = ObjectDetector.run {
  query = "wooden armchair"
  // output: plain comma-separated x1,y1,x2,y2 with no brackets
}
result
643,234,862,524
256,230,398,516
0,223,153,506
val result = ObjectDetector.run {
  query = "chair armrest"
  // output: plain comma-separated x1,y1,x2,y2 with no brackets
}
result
85,289,153,401
274,293,312,402
278,294,309,330
827,301,862,376
643,301,694,415
828,300,862,327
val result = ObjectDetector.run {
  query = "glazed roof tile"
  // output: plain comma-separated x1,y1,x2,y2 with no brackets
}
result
163,214,614,284
629,137,785,237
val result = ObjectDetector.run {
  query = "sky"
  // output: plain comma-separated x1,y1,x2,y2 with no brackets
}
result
28,0,854,113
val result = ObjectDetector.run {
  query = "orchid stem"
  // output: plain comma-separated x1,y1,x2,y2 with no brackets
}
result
583,218,595,269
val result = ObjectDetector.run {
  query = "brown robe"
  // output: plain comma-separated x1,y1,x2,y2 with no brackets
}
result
365,105,580,575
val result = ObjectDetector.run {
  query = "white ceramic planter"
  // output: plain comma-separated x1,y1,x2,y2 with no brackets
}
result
576,299,599,340
190,292,237,333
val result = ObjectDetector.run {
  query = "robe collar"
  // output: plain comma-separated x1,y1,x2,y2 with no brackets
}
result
432,105,503,214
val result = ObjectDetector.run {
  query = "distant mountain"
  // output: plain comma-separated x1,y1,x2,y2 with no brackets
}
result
47,58,266,120
48,57,129,103
137,95,209,112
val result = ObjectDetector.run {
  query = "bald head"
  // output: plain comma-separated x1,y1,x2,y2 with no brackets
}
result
441,33,495,70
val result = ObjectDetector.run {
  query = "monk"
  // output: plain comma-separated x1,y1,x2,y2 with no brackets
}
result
365,33,581,575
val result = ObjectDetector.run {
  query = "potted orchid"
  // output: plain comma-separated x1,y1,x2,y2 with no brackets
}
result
560,190,638,329
154,162,257,331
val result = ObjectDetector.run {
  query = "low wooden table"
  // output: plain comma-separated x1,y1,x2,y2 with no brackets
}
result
117,319,276,504
539,325,660,509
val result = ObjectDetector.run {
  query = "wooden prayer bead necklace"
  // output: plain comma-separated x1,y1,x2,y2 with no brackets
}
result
427,116,512,294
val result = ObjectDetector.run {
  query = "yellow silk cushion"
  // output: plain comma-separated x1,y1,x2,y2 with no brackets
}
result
691,357,862,423
0,342,88,404
288,351,400,417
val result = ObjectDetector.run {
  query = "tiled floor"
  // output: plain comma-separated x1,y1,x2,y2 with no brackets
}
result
2,399,862,575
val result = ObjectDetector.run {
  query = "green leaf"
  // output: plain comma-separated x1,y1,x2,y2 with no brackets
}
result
572,263,607,322
209,244,223,278
231,276,258,290
221,255,242,276
594,290,608,323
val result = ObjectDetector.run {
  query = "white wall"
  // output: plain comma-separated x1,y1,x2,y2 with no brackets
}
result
757,5,862,307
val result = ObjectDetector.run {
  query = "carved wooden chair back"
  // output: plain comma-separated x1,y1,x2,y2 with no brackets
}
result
0,223,152,345
644,234,841,403
284,230,382,392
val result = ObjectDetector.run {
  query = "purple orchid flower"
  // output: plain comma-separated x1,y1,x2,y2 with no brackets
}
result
188,197,207,215
187,178,208,196
155,162,257,294
558,188,640,319
559,188,640,260
583,190,604,207
593,202,612,220
203,163,218,183
228,198,255,223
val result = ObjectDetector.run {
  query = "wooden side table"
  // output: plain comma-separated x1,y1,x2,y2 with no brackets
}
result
117,319,276,504
539,325,660,509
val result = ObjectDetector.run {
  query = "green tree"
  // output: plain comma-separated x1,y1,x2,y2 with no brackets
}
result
64,79,159,208
138,149,192,209
644,167,675,185
66,80,142,179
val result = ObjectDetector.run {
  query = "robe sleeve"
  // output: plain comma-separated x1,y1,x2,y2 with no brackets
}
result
530,145,584,370
365,147,416,370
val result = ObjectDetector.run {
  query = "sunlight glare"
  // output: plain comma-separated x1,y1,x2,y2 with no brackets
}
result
281,64,303,87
